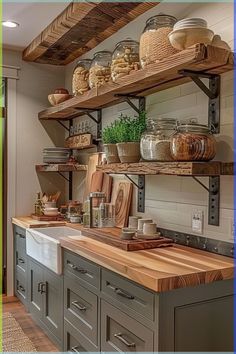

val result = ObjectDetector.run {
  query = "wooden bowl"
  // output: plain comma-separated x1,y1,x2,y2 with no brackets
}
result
48,93,71,106
168,28,214,50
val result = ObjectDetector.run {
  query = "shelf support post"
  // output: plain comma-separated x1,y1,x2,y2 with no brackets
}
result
179,69,220,133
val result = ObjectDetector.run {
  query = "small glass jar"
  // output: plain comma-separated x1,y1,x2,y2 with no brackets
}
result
72,59,91,96
89,51,112,89
171,124,216,161
111,39,140,82
140,118,177,161
140,14,177,68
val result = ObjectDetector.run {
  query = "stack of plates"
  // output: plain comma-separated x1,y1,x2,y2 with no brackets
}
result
174,18,208,31
43,148,71,164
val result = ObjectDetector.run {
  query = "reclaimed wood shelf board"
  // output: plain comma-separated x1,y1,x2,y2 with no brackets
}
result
81,227,173,251
38,45,234,121
23,2,157,65
36,164,87,172
97,161,234,176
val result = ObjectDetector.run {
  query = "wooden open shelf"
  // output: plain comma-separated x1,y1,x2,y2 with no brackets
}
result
38,45,234,121
23,2,157,65
36,164,87,172
97,161,234,176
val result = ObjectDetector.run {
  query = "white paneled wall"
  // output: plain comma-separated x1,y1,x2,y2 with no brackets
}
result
65,2,234,243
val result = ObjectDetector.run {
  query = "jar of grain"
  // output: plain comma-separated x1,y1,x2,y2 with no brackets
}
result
140,118,177,161
89,51,112,89
140,14,178,68
72,59,91,96
111,39,140,82
171,124,216,161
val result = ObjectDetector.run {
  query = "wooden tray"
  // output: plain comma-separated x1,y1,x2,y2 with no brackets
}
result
31,214,65,221
81,227,173,251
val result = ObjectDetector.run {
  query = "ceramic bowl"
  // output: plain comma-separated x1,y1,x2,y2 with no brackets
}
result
44,208,59,216
168,28,214,50
44,202,56,209
48,93,71,106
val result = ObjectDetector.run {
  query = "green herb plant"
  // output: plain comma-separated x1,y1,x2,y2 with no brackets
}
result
102,111,147,144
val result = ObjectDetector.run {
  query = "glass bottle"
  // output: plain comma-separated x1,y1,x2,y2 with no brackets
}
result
89,51,112,89
140,14,177,68
140,118,177,161
111,39,140,82
72,59,91,96
34,192,43,216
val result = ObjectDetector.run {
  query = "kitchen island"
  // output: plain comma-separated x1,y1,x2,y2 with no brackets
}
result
12,217,234,352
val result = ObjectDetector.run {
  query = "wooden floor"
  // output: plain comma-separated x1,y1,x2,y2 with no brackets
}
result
3,300,59,352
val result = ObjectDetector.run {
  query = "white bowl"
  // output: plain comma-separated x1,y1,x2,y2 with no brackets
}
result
44,208,59,216
44,202,57,208
168,28,214,50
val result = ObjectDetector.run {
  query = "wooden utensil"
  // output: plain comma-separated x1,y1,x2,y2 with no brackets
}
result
101,174,113,203
111,181,133,228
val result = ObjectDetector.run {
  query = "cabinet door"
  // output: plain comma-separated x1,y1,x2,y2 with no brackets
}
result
28,259,44,318
43,267,63,341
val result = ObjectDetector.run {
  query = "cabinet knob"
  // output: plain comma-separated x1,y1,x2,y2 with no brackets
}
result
114,333,136,348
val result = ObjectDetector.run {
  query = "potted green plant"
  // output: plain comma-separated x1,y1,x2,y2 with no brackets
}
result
116,111,147,163
102,122,120,163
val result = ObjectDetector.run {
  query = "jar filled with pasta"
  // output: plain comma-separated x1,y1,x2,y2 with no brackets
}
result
72,59,91,96
89,51,112,89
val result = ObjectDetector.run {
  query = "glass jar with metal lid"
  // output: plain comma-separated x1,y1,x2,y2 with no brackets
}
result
171,123,216,161
111,39,140,82
89,51,112,89
140,14,178,68
140,118,177,161
72,59,91,96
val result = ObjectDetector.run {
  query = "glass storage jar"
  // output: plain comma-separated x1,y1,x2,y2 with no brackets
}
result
140,118,177,161
140,14,178,68
171,124,216,161
72,59,91,96
111,39,140,82
89,51,112,89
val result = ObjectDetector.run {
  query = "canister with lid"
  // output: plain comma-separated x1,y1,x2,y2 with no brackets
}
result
89,51,112,89
72,59,91,96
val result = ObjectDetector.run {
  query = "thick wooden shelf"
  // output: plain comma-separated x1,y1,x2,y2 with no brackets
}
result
36,164,87,172
23,2,157,65
97,161,234,176
38,45,234,121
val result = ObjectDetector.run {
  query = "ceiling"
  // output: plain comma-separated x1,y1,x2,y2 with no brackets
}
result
2,2,69,50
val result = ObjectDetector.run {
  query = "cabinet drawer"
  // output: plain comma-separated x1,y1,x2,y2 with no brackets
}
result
64,250,100,290
64,277,98,346
15,271,27,305
16,248,27,274
101,269,155,321
64,319,99,352
15,226,26,253
101,300,154,352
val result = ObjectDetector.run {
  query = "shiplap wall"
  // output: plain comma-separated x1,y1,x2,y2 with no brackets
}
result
65,2,234,243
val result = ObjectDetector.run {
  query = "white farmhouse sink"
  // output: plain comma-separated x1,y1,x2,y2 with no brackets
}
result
26,227,81,274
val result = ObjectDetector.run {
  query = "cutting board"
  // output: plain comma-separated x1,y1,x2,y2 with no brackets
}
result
84,153,104,200
111,181,133,228
81,227,173,251
101,173,113,203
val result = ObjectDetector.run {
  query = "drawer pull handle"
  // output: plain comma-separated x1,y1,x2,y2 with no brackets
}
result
16,233,25,239
67,262,87,274
18,258,25,264
37,282,47,294
18,285,25,292
115,288,134,300
71,346,80,353
72,300,87,311
38,282,43,293
114,333,136,348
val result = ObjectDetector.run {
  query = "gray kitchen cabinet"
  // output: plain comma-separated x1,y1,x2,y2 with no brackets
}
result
14,226,28,308
28,258,63,348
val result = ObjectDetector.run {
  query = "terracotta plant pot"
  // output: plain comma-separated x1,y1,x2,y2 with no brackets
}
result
103,144,120,164
116,142,141,163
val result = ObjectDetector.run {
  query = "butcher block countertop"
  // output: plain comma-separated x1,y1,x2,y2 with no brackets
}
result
12,216,66,229
12,216,234,292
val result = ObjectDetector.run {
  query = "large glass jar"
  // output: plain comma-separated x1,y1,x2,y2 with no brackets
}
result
111,39,140,82
171,124,216,161
140,14,178,68
140,118,177,161
89,51,112,89
72,59,91,96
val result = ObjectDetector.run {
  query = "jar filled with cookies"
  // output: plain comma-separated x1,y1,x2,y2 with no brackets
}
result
89,51,112,89
72,59,91,96
171,123,216,161
111,39,140,82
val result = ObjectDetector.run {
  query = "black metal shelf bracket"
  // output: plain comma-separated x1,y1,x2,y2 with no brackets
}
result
192,175,220,226
179,69,220,133
57,121,70,132
114,95,146,114
58,172,70,182
124,174,145,213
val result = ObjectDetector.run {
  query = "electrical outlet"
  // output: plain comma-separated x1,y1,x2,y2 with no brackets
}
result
229,219,235,241
192,210,204,234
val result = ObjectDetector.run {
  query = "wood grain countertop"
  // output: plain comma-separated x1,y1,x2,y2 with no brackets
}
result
12,216,66,229
12,217,234,292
